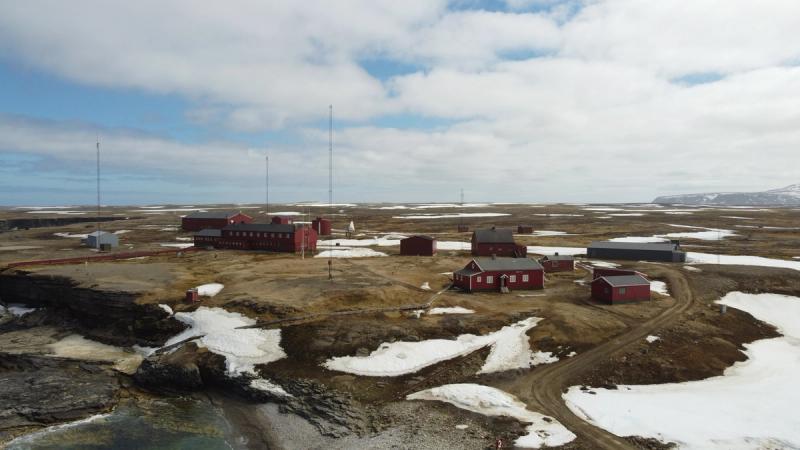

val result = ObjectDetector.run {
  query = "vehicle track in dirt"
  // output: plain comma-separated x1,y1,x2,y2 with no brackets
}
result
495,267,695,449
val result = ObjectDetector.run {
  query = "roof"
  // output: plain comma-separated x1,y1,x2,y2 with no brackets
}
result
473,228,515,244
195,229,222,237
473,257,543,272
87,231,114,237
223,223,296,233
184,210,246,220
541,254,574,261
403,235,435,241
454,268,481,277
588,241,681,252
595,274,650,287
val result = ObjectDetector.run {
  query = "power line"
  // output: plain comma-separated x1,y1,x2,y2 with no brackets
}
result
328,104,333,281
96,136,100,249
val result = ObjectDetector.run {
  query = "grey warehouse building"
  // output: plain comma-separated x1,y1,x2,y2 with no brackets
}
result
83,231,119,249
586,241,686,262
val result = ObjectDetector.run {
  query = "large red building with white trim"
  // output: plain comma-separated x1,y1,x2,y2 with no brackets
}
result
454,257,543,292
471,228,527,257
193,223,317,253
182,211,253,231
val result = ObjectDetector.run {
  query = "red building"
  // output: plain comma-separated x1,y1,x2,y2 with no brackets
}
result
400,235,437,256
193,223,317,253
454,257,543,292
312,217,332,235
591,274,651,304
182,211,253,232
471,228,527,257
517,225,534,234
592,268,643,279
271,216,294,225
539,254,575,272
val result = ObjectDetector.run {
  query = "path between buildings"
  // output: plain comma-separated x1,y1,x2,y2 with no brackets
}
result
495,267,695,450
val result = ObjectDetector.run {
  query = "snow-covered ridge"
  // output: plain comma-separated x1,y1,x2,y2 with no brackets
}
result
654,184,800,206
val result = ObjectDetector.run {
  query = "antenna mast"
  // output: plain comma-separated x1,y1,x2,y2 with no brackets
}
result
265,155,269,217
328,105,333,280
96,136,101,248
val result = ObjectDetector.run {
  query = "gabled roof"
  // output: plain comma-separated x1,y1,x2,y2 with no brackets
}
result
473,228,515,244
195,229,222,237
588,241,681,252
223,223,295,233
87,230,114,237
473,257,543,272
185,210,248,220
595,274,650,287
541,254,574,261
454,268,481,277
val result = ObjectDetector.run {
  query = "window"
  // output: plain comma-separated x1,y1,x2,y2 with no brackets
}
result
477,276,482,283
522,274,529,282
619,287,627,295
510,275,516,283
486,275,494,284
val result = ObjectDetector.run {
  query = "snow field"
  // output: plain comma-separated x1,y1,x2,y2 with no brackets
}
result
407,384,576,448
427,307,475,315
315,248,388,258
650,281,668,295
323,317,556,376
564,292,800,449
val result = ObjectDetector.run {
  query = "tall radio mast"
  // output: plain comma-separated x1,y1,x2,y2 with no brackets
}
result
328,105,334,280
95,136,101,248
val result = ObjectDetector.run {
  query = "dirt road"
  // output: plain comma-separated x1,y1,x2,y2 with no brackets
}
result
496,268,695,449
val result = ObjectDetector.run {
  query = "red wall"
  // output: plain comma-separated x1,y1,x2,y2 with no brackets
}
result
400,237,437,256
471,242,527,257
454,268,543,292
197,227,317,253
591,278,650,303
541,259,574,272
312,218,332,235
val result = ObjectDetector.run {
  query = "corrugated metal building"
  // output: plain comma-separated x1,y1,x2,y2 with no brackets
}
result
400,235,437,256
454,257,543,292
83,231,118,249
591,274,651,303
586,241,686,262
471,227,527,257
182,211,253,231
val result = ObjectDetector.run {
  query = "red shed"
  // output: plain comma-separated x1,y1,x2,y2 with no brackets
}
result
312,217,332,235
471,228,527,257
539,254,575,272
454,257,543,293
400,235,437,256
457,224,469,232
517,225,534,234
271,216,294,225
591,275,651,304
182,210,253,231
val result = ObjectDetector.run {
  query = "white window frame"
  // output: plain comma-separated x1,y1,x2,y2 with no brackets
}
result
477,276,482,283
619,287,627,295
486,275,494,284
510,275,516,283
522,274,529,282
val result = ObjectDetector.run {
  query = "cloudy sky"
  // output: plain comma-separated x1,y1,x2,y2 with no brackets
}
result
1,0,798,205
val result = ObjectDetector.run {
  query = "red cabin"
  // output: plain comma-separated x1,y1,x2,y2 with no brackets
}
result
193,223,316,253
454,257,543,293
271,216,294,225
400,235,437,256
539,254,575,272
185,288,199,303
517,225,534,234
312,217,332,235
591,275,651,304
471,228,527,257
182,211,253,232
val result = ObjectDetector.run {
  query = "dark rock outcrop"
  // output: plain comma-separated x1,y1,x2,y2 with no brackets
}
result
0,271,186,347
0,216,124,232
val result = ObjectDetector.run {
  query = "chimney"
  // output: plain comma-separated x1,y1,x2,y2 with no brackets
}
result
555,252,559,256
491,226,496,231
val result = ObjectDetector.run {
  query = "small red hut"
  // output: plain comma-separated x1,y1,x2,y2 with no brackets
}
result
400,235,437,256
591,274,651,304
312,217,332,235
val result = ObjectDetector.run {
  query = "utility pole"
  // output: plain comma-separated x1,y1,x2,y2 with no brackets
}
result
96,136,101,249
328,105,333,280
265,155,269,217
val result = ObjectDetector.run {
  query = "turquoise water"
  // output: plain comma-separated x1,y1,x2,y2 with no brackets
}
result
6,397,240,450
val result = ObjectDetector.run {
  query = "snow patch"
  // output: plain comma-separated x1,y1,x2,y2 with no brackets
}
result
250,378,292,397
650,281,669,295
7,304,38,316
527,246,585,256
687,252,800,271
428,307,475,315
323,317,551,377
608,236,668,243
645,335,660,343
420,282,431,290
166,307,285,376
158,304,174,315
408,384,576,448
315,248,387,258
394,213,510,219
196,283,224,297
